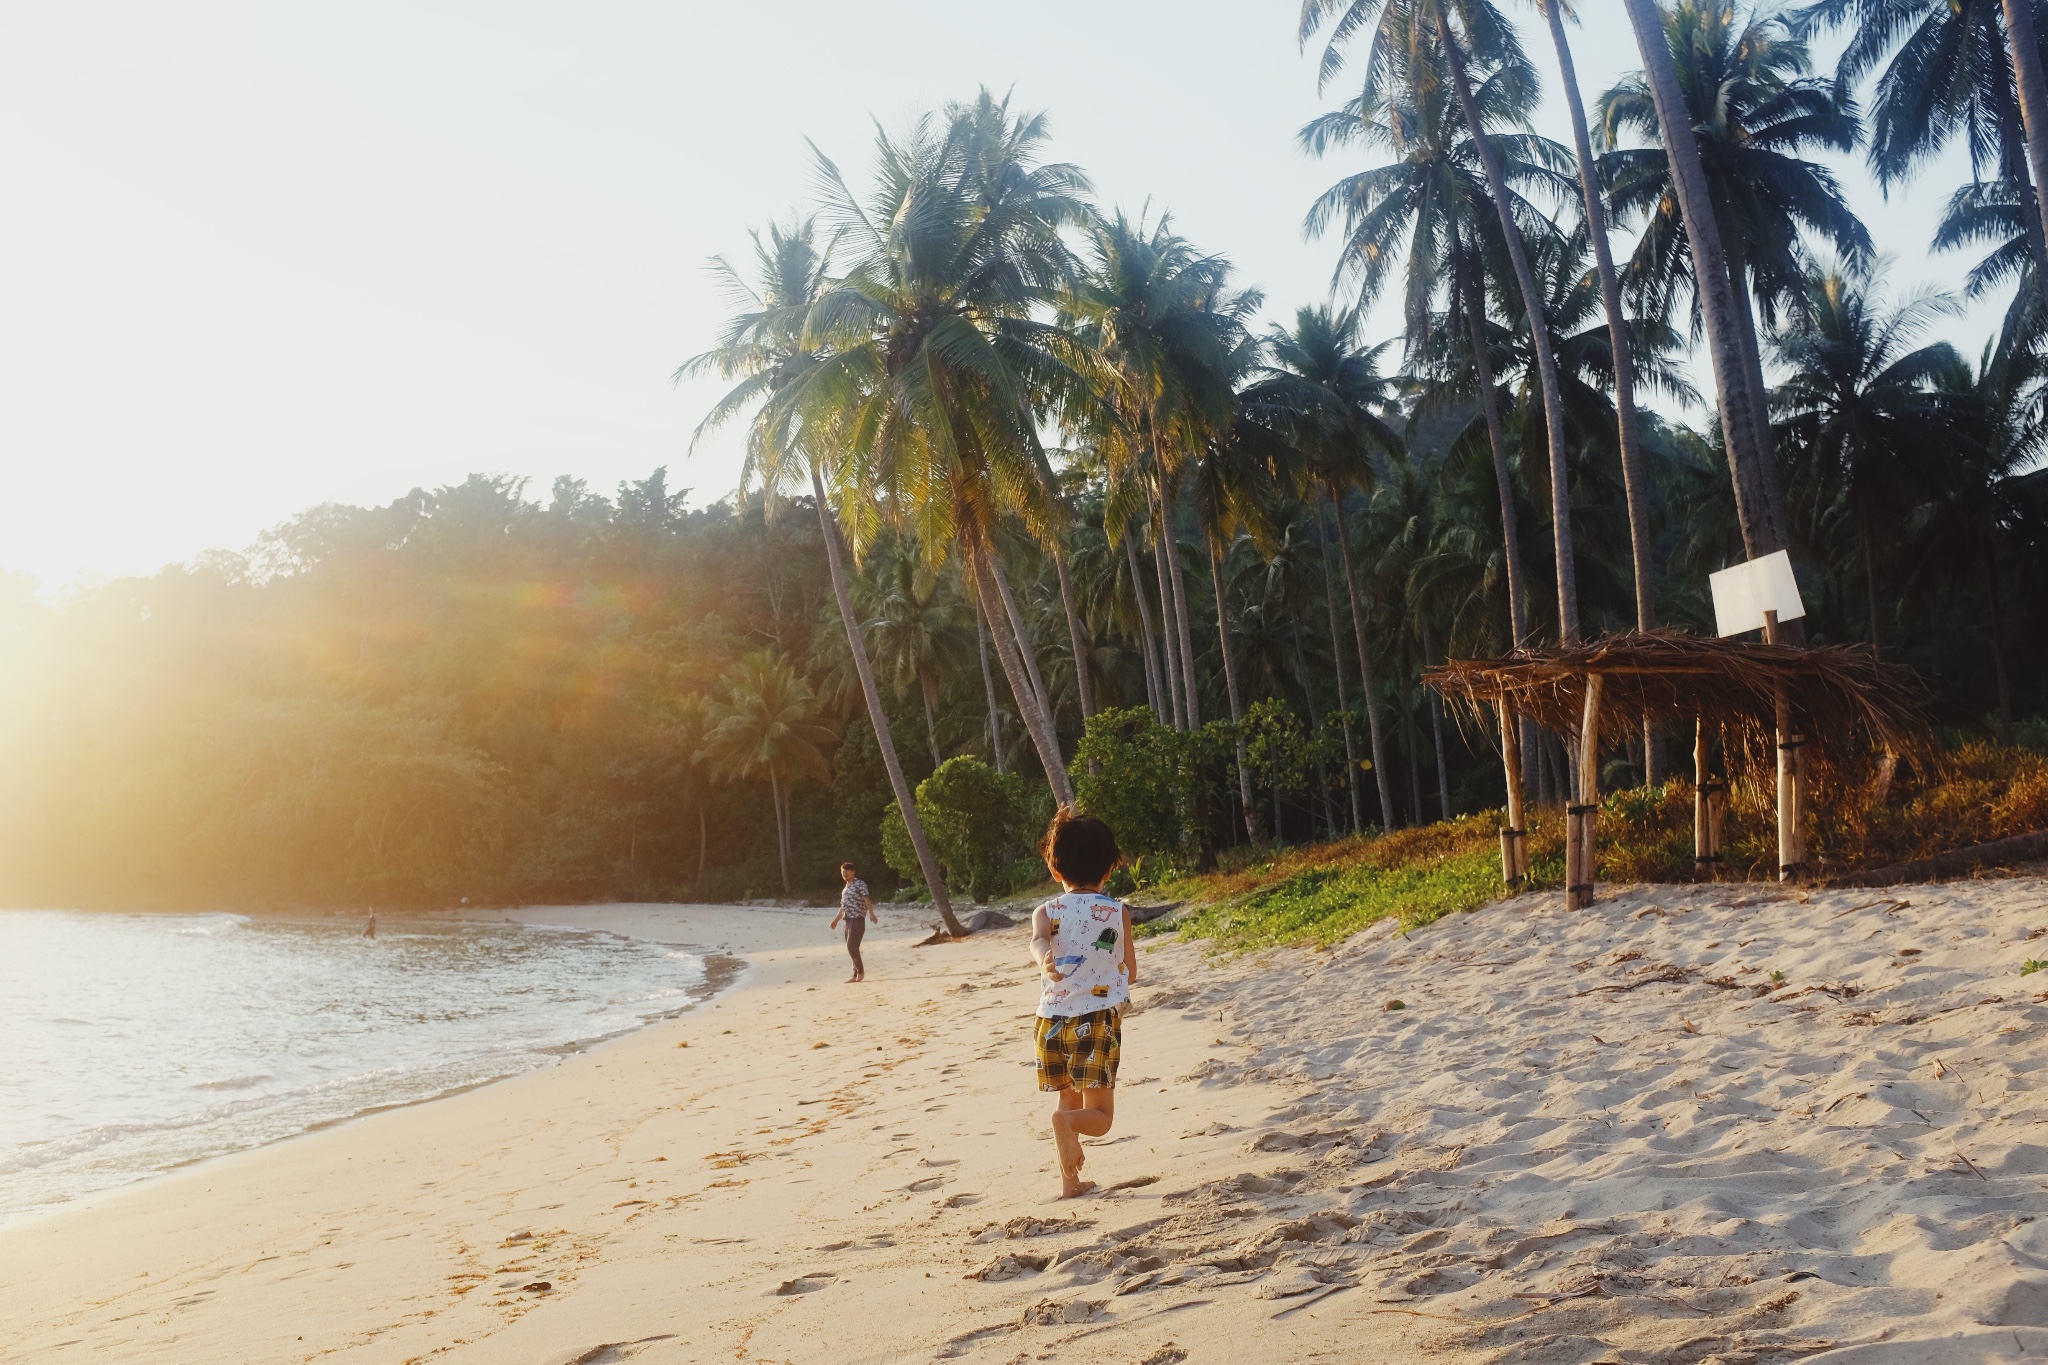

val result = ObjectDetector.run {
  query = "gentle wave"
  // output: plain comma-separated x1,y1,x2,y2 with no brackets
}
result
0,911,718,1221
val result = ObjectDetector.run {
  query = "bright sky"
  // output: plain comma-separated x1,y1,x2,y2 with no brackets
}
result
0,1,1992,590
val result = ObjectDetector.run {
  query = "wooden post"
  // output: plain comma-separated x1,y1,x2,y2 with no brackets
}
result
1567,673,1603,909
1763,610,1806,881
1497,698,1528,886
1693,716,1724,879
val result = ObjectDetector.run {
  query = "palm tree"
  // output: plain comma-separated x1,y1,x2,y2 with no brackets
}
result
1299,25,1572,650
679,215,966,934
668,692,716,898
1303,0,1587,642
786,94,1088,806
1248,306,1401,827
1614,0,1790,567
1799,0,2048,291
858,540,968,768
705,651,835,895
1772,257,1963,651
1536,0,1659,640
1062,209,1248,732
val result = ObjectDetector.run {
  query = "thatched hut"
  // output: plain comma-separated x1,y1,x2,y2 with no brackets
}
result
1426,631,1927,904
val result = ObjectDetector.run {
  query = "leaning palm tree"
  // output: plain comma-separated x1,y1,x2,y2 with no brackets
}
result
1608,0,1813,568
786,94,1089,806
1303,0,1587,642
1533,0,1658,640
705,651,836,896
678,215,966,934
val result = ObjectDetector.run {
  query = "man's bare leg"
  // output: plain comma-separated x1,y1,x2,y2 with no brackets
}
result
1051,1088,1114,1198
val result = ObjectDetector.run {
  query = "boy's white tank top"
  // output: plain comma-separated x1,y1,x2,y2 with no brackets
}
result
1036,891,1129,1018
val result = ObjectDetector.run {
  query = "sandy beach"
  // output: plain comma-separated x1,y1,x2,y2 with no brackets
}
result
4,880,2047,1364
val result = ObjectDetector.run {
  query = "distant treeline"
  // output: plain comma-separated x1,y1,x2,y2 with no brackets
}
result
0,452,2040,911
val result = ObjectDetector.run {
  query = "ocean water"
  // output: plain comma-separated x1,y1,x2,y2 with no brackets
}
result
0,910,716,1223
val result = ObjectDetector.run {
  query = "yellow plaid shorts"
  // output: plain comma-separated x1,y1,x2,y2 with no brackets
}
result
1034,1008,1121,1092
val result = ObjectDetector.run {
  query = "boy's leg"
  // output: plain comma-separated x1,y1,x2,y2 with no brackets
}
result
1051,1088,1114,1197
845,917,865,980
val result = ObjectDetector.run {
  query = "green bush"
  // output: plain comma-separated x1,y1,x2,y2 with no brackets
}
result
880,755,1032,902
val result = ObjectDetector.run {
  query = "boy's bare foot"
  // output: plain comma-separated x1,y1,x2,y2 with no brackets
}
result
1051,1110,1086,1191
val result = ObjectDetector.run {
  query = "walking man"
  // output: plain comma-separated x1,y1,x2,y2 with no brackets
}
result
828,862,879,983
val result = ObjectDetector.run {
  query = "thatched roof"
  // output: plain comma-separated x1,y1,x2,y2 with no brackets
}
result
1425,631,1929,781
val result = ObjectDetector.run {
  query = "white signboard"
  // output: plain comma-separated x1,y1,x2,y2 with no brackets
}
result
1709,550,1806,638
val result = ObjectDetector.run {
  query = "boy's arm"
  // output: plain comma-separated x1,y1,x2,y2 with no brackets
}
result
863,885,880,925
1121,904,1138,987
1031,905,1062,980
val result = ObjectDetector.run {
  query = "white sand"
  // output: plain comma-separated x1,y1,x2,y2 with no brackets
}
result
2,879,2045,1364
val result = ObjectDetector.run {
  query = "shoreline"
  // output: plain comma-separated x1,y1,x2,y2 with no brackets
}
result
3,882,2044,1363
0,903,765,1234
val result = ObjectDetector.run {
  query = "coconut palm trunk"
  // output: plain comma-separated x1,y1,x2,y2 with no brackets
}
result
1540,0,1663,779
2000,0,2048,298
1542,0,1655,636
1439,14,1581,643
992,558,1055,727
974,604,1006,774
1422,624,1453,821
1125,531,1167,718
1157,477,1202,727
1330,486,1397,825
768,766,791,894
1050,540,1095,721
1151,516,1188,730
810,470,964,935
971,550,1076,806
1619,0,1784,563
1207,533,1262,841
1314,499,1366,834
1461,261,1532,648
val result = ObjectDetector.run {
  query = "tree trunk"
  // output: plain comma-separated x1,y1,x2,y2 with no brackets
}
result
1152,529,1187,730
1424,626,1453,822
812,472,963,934
1441,15,1581,643
1159,478,1202,727
1722,237,1787,531
2007,116,2048,307
973,550,1076,806
769,766,791,895
2001,0,2048,303
1405,701,1425,830
1125,530,1166,718
1620,0,1784,562
1208,532,1262,842
1314,499,1366,834
1331,486,1398,827
1862,523,1882,652
1543,0,1656,639
1291,627,1338,839
695,804,707,898
1462,257,1532,647
1050,538,1095,722
993,557,1055,728
919,670,942,770
975,603,1005,775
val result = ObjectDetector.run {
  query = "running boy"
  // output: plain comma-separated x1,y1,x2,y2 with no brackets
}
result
828,862,878,983
1029,808,1136,1199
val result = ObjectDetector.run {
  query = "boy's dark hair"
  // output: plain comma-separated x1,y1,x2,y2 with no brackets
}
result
1040,807,1121,886
840,861,858,874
